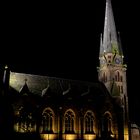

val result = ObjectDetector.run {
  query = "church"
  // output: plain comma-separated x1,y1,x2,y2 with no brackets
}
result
0,0,131,139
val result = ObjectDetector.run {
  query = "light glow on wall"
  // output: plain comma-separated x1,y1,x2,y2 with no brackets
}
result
63,134,77,140
124,127,129,140
14,123,36,133
40,134,57,140
83,134,96,140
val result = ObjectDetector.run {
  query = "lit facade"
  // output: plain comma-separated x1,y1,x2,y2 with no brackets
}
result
0,0,131,139
0,70,129,140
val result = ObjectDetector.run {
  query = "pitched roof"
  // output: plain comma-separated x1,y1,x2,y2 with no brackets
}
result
9,72,108,98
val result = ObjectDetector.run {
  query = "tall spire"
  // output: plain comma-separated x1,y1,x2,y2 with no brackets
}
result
102,0,119,54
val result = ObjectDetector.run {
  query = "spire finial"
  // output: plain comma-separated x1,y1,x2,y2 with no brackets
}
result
103,0,118,54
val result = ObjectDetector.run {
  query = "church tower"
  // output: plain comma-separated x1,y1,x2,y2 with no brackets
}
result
98,0,130,139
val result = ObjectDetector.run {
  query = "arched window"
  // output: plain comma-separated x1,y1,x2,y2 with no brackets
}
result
84,111,95,133
14,106,36,133
103,72,107,82
42,108,54,133
115,71,122,82
117,71,120,81
64,109,75,133
102,112,112,134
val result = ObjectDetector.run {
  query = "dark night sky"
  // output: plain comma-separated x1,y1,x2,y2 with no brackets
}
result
1,0,140,125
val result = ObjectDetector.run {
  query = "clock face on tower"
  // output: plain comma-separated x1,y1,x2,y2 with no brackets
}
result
100,59,106,64
115,58,121,64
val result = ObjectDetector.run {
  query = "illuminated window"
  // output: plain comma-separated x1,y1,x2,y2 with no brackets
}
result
14,106,36,133
26,113,34,132
42,108,54,133
84,111,95,133
64,110,75,133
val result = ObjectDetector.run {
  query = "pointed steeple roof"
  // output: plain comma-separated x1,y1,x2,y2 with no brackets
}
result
19,79,30,95
100,0,122,55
